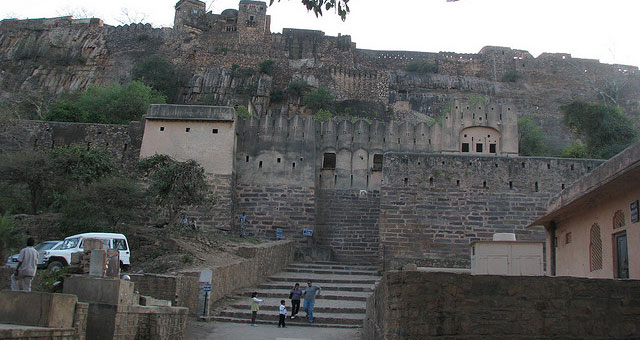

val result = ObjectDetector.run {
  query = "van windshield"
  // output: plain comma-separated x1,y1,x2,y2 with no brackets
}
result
61,238,80,249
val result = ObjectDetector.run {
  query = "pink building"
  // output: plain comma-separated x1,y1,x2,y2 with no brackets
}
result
529,142,640,279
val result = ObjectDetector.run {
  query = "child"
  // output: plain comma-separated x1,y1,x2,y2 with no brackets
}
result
289,283,302,319
250,292,263,327
278,300,287,328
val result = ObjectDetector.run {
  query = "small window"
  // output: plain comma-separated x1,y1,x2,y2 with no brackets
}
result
277,158,281,163
461,143,470,152
322,153,336,169
372,154,383,171
113,239,128,250
246,156,249,162
489,144,496,153
259,161,262,168
212,129,219,134
160,127,165,131
476,144,483,152
292,162,296,169
186,128,191,132
565,232,572,245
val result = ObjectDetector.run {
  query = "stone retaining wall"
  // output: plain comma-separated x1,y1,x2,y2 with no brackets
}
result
364,270,640,339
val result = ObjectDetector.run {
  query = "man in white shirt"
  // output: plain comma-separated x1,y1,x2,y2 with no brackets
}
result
11,237,39,292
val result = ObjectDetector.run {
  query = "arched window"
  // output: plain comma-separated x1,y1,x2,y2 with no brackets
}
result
613,210,625,229
589,223,602,272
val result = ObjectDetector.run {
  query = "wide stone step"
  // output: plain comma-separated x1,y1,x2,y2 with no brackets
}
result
258,282,374,292
240,289,369,301
268,274,378,285
284,268,378,276
230,298,366,314
218,308,365,325
287,263,378,271
208,316,361,329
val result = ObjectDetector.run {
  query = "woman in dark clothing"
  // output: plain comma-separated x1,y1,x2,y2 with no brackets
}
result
289,283,303,318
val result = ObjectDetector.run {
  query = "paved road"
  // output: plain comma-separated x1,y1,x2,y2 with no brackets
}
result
187,320,362,340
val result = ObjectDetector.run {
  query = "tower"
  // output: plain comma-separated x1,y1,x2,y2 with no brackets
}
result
237,0,269,43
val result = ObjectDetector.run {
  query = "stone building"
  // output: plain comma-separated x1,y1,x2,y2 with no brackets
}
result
529,141,640,279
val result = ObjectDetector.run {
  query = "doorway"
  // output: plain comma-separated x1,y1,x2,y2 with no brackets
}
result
614,232,629,279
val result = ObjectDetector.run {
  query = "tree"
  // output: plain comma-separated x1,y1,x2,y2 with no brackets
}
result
0,151,55,214
304,87,335,112
269,0,349,20
46,81,166,124
287,78,309,99
258,59,276,75
133,56,188,103
137,155,209,224
0,213,21,264
562,101,639,159
59,176,144,235
51,146,117,189
518,116,550,156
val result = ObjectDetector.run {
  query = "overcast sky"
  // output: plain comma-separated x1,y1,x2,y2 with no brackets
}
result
2,0,639,67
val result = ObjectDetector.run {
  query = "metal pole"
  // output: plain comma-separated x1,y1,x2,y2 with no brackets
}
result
203,291,208,317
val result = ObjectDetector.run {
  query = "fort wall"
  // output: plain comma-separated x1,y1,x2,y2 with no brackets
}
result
379,153,604,269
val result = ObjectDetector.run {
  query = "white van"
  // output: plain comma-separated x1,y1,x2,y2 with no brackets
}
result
42,232,131,271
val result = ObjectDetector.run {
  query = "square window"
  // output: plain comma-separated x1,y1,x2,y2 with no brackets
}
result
565,232,572,244
212,129,218,134
461,143,469,152
372,154,383,171
489,144,496,153
322,153,336,169
160,127,165,131
186,128,191,132
476,144,483,152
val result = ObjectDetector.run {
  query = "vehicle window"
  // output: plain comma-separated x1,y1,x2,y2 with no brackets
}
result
79,238,110,249
37,242,58,251
52,243,63,250
61,238,80,249
113,239,128,250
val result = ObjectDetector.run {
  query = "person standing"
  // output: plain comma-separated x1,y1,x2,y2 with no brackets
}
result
278,300,287,328
239,212,248,237
250,292,263,327
289,283,303,319
11,237,38,292
302,280,321,323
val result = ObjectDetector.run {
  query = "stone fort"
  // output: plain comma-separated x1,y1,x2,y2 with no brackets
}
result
0,0,632,269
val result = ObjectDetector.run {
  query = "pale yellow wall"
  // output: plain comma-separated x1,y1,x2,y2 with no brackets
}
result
553,187,640,279
459,126,501,154
139,119,235,175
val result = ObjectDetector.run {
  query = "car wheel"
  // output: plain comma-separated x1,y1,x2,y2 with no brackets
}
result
48,261,64,272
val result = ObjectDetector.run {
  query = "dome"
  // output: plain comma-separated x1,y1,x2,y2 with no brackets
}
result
221,9,238,18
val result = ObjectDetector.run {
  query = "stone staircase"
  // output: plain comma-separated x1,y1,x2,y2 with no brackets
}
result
211,262,380,328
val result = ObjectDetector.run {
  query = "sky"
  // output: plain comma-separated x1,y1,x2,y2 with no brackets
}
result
1,0,639,67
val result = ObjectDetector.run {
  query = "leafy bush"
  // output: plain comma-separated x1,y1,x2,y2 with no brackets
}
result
0,213,21,262
51,146,117,188
560,142,589,158
468,96,487,105
287,78,309,98
270,89,284,103
312,109,333,122
0,150,55,214
518,116,550,156
234,105,253,119
258,59,276,75
562,101,639,159
304,87,335,112
45,81,166,124
405,60,438,74
132,55,188,103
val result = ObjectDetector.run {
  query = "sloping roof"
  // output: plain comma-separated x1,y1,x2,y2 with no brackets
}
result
528,141,640,227
146,104,235,122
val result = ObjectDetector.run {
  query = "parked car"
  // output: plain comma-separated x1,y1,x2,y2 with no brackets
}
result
5,240,63,269
42,232,131,272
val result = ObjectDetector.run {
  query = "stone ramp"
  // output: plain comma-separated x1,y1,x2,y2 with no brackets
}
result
210,262,380,328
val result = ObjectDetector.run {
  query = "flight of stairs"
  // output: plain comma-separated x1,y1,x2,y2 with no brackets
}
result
211,262,380,328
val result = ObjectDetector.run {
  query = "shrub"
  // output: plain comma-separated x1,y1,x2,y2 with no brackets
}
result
312,109,333,122
518,116,550,156
133,55,188,103
258,59,276,75
270,89,284,103
287,78,309,98
304,87,335,112
560,142,589,158
234,105,252,119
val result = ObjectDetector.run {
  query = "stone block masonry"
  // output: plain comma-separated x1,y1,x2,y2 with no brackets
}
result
380,153,604,269
364,270,640,339
316,189,380,262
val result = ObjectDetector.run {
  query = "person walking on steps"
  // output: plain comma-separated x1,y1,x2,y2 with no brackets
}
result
302,280,321,323
250,292,263,327
278,300,287,328
289,283,302,319
11,237,38,292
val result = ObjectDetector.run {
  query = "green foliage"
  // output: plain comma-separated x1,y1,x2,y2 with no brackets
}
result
258,59,276,75
0,184,31,215
45,81,166,124
35,267,71,293
0,151,55,214
137,155,209,223
405,60,438,74
312,109,333,122
502,70,520,82
562,101,639,159
234,105,253,119
468,96,487,105
287,78,309,98
196,94,221,106
181,253,194,264
518,116,550,156
59,176,143,235
433,169,442,178
304,87,335,112
0,213,21,261
132,55,187,103
269,0,349,20
51,146,117,188
350,116,371,124
269,89,285,103
560,142,589,159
